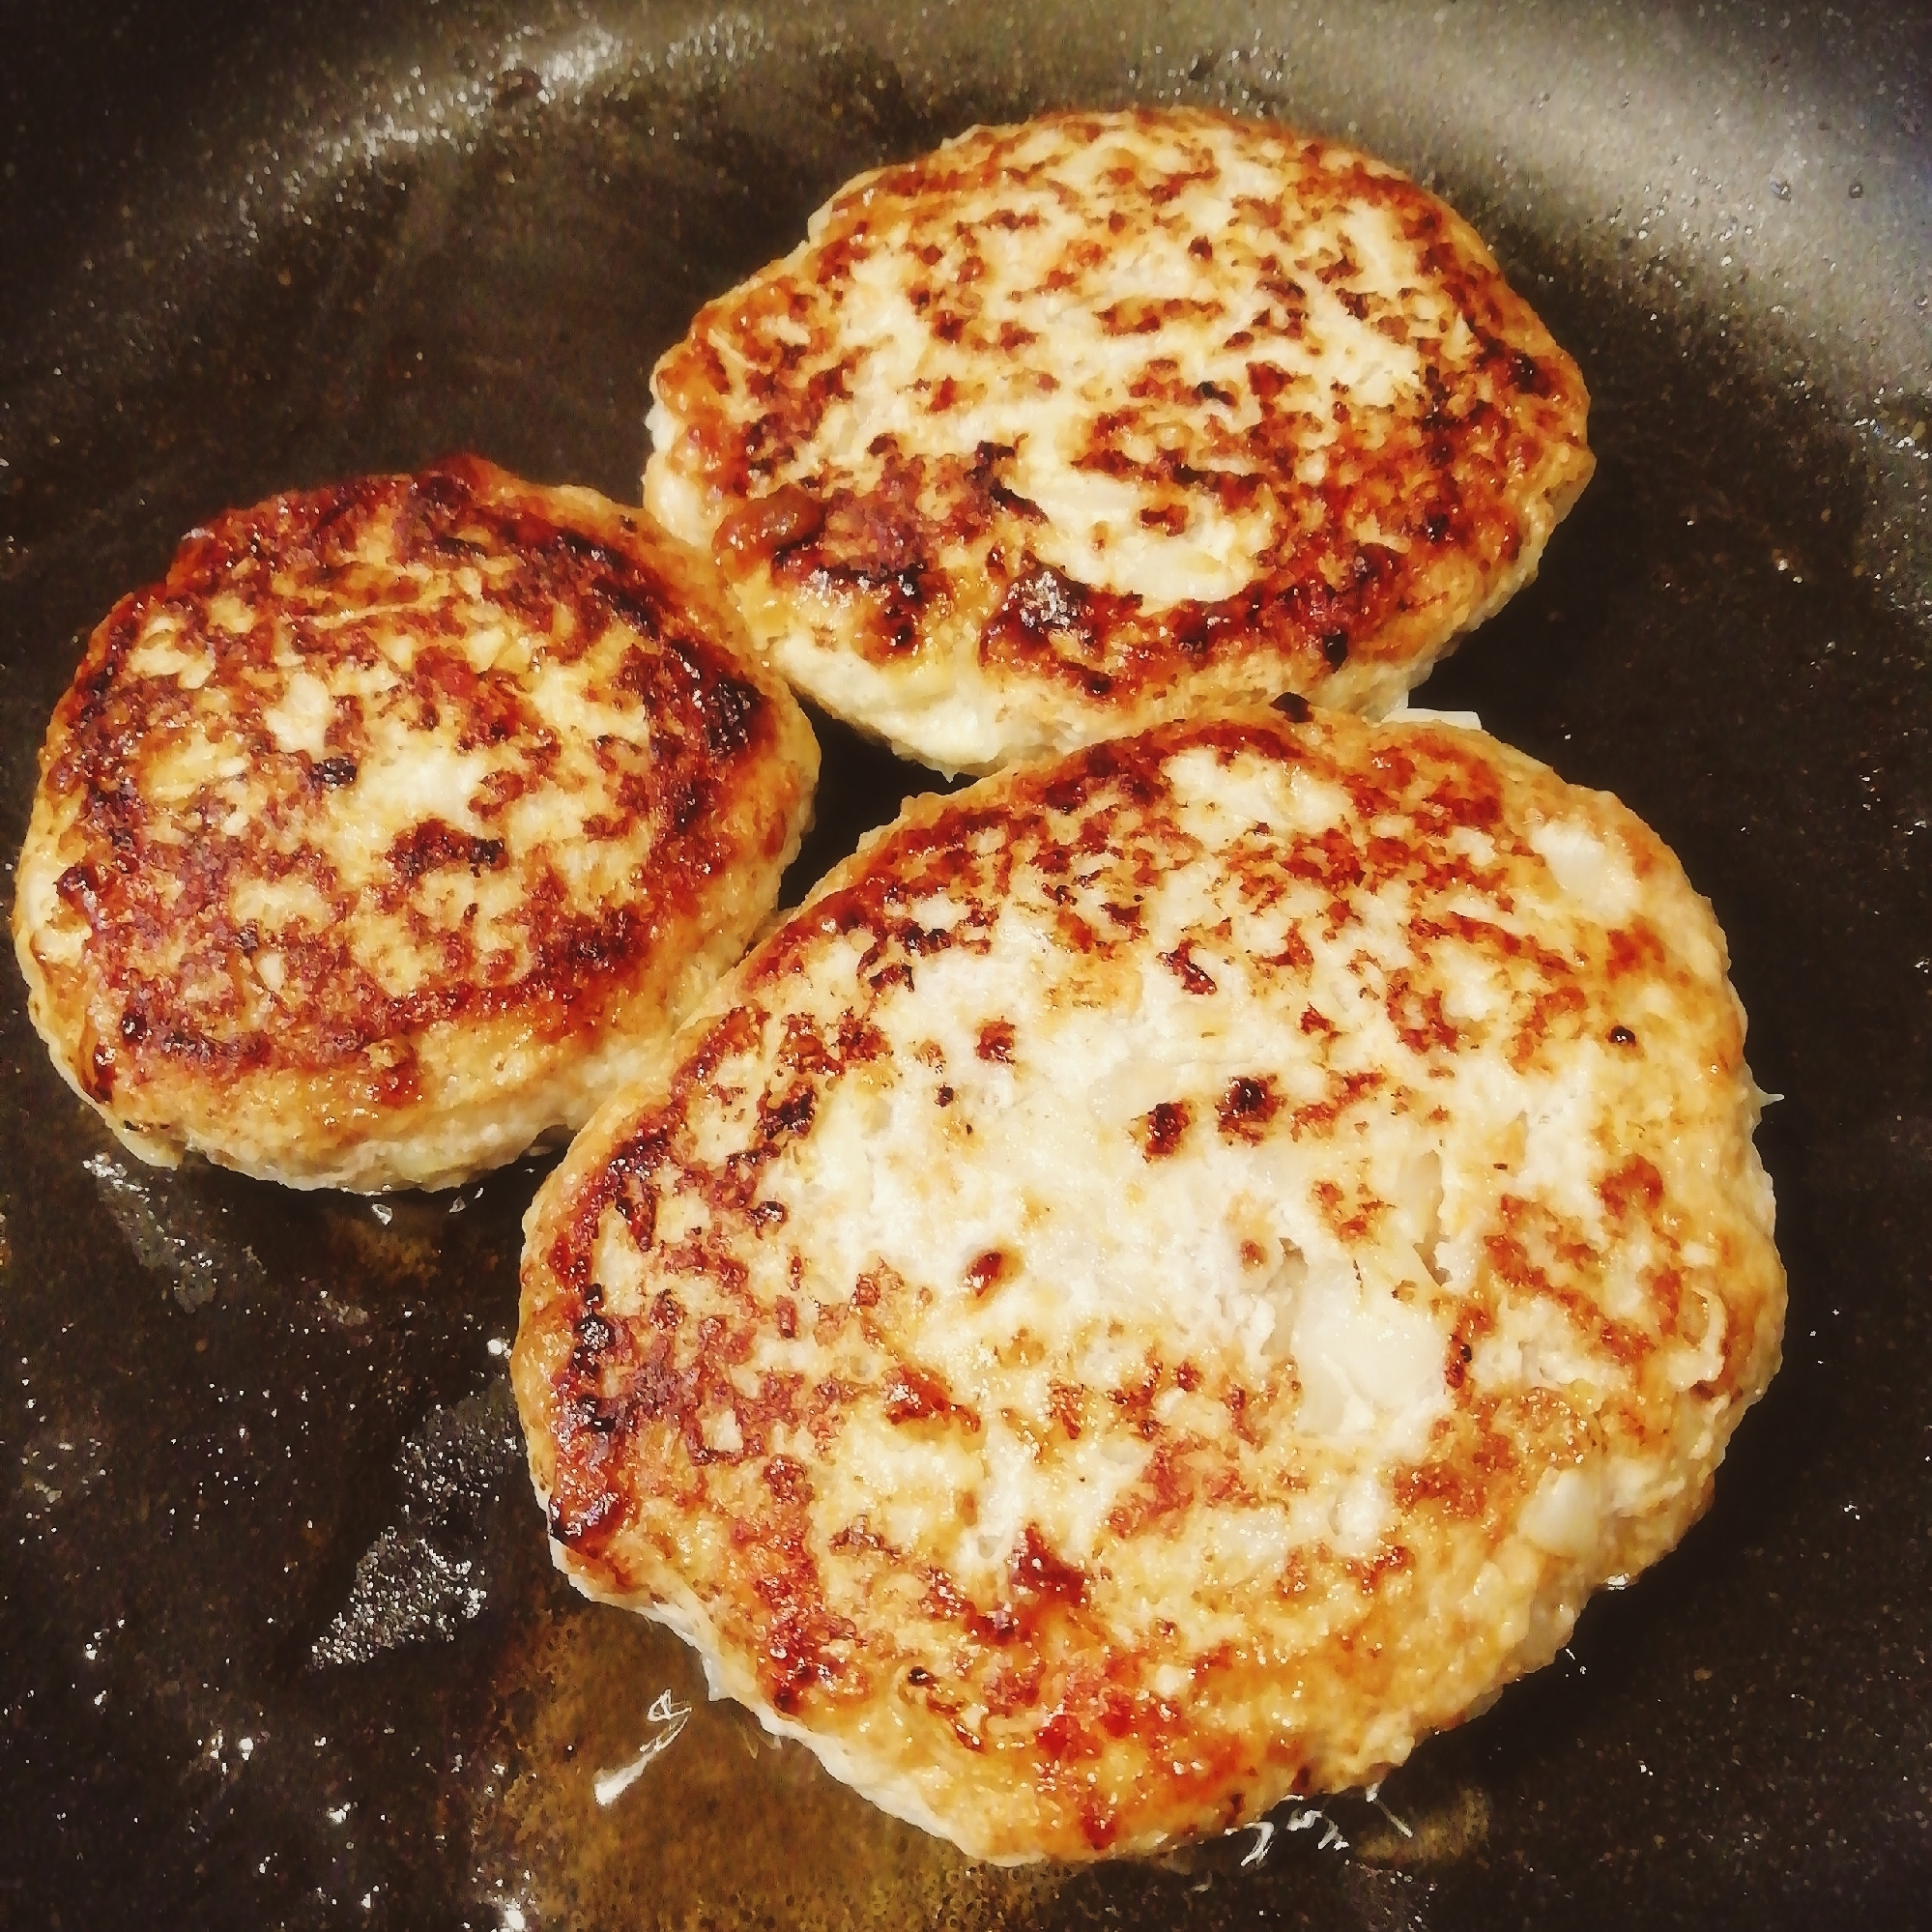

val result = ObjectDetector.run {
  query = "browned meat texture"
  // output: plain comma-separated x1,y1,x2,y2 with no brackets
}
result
14,455,820,1190
647,109,1594,771
515,706,1781,1861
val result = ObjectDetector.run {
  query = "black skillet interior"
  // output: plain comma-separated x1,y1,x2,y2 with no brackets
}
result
1,2,1927,1926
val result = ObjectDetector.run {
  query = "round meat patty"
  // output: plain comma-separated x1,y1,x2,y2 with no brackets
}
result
13,456,820,1192
513,702,1782,1863
644,107,1595,774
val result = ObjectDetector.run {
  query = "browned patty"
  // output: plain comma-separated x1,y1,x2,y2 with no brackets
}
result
514,704,1782,1861
645,107,1595,772
13,456,820,1191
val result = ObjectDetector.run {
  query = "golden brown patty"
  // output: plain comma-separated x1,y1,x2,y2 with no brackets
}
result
513,705,1782,1862
644,107,1595,773
13,456,820,1192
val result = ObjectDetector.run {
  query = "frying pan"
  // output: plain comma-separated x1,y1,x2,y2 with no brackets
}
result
2,1,1926,1925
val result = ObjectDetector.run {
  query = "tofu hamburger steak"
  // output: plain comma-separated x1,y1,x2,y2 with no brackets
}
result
513,704,1783,1862
13,456,820,1192
644,107,1596,773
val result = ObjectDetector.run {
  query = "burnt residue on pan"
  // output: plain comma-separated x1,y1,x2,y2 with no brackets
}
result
0,3,1927,1928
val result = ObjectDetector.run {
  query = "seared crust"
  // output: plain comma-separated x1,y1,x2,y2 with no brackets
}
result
645,108,1595,772
514,706,1782,1862
13,457,820,1192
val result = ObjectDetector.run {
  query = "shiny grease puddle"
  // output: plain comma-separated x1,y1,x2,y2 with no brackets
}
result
1,17,1922,1932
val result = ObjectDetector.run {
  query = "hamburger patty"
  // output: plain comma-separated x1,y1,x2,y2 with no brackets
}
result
13,456,820,1192
644,107,1595,773
513,704,1782,1862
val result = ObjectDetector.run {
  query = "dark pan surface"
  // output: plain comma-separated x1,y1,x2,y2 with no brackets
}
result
1,3,1927,1925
